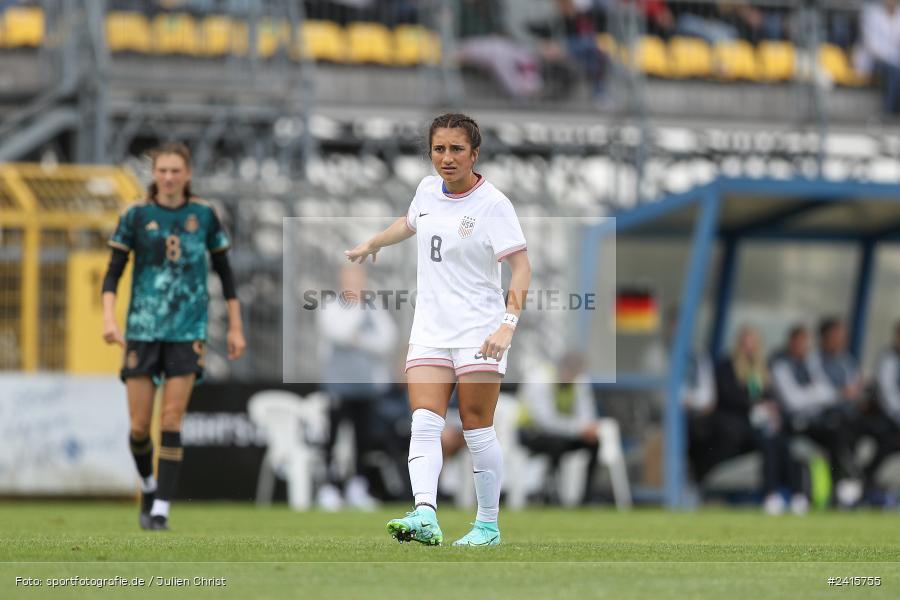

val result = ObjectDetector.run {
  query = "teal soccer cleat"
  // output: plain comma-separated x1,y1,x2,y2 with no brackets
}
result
386,508,443,546
451,521,501,547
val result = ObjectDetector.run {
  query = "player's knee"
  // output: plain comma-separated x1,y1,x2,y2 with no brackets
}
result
459,410,492,430
129,414,151,437
130,424,150,439
159,411,185,432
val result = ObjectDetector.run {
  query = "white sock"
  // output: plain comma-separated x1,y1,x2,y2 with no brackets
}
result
464,426,503,523
408,408,445,510
141,475,157,494
150,499,170,518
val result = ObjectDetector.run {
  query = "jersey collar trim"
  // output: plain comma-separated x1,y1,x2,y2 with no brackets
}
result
441,173,484,200
151,196,190,211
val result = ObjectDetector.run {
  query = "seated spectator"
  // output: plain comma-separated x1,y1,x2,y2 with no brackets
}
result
716,1,784,43
811,317,864,406
636,0,676,39
714,325,805,515
669,1,782,45
671,1,739,45
553,0,609,99
867,321,900,493
809,316,896,499
770,324,862,507
304,0,418,27
856,0,900,115
518,353,601,505
456,0,543,99
304,0,375,25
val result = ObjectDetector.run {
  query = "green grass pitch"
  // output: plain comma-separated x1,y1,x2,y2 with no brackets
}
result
1,501,897,599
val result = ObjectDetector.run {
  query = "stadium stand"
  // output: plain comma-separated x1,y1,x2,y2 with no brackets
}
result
0,3,869,87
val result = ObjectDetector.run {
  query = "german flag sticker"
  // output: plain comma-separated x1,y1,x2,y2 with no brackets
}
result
615,288,660,333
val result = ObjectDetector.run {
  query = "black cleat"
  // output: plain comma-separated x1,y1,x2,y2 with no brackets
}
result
139,491,155,530
150,515,169,531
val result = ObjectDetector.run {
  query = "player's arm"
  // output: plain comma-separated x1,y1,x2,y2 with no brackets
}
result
481,249,531,361
344,216,415,264
503,249,531,320
211,251,246,360
101,248,129,347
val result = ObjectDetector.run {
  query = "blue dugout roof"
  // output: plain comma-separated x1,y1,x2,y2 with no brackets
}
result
609,177,900,241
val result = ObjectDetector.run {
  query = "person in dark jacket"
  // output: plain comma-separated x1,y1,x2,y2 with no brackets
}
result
770,324,862,507
715,325,806,514
866,321,900,493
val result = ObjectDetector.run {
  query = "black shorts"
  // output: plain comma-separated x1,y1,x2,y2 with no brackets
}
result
121,340,205,383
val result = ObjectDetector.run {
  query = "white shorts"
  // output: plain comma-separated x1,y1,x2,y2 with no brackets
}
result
405,344,508,376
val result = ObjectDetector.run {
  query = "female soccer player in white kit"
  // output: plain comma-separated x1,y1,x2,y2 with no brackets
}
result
345,113,531,546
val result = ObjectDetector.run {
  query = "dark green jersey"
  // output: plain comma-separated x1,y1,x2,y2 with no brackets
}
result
109,199,230,342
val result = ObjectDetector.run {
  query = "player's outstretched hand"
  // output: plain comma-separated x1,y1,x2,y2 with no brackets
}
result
480,325,514,362
102,320,125,347
227,328,247,360
344,241,379,264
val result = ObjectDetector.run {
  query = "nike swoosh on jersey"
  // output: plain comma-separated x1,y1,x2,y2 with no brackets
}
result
419,212,429,217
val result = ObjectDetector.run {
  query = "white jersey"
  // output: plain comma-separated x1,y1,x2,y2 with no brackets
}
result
405,175,526,348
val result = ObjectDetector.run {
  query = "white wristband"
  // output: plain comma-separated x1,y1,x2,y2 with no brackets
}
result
501,313,518,329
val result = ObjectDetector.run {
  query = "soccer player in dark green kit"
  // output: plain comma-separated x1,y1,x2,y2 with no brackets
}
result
101,142,246,530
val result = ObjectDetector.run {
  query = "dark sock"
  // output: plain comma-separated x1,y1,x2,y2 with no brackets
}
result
129,434,154,479
156,431,183,502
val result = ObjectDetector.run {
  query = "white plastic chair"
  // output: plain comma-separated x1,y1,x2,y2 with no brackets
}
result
248,390,329,511
550,418,633,509
597,418,632,510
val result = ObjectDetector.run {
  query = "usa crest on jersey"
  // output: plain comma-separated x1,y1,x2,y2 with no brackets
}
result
458,215,476,239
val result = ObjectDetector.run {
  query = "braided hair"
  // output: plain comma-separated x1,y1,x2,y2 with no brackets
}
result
428,113,482,155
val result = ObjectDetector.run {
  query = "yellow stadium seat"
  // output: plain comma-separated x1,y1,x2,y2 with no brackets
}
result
299,20,346,62
255,18,289,59
596,33,616,55
3,6,44,48
668,36,713,78
200,15,241,57
714,40,760,80
757,40,795,81
346,22,393,65
393,25,440,66
819,43,866,87
634,35,670,77
152,13,200,55
106,12,151,54
227,20,249,56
